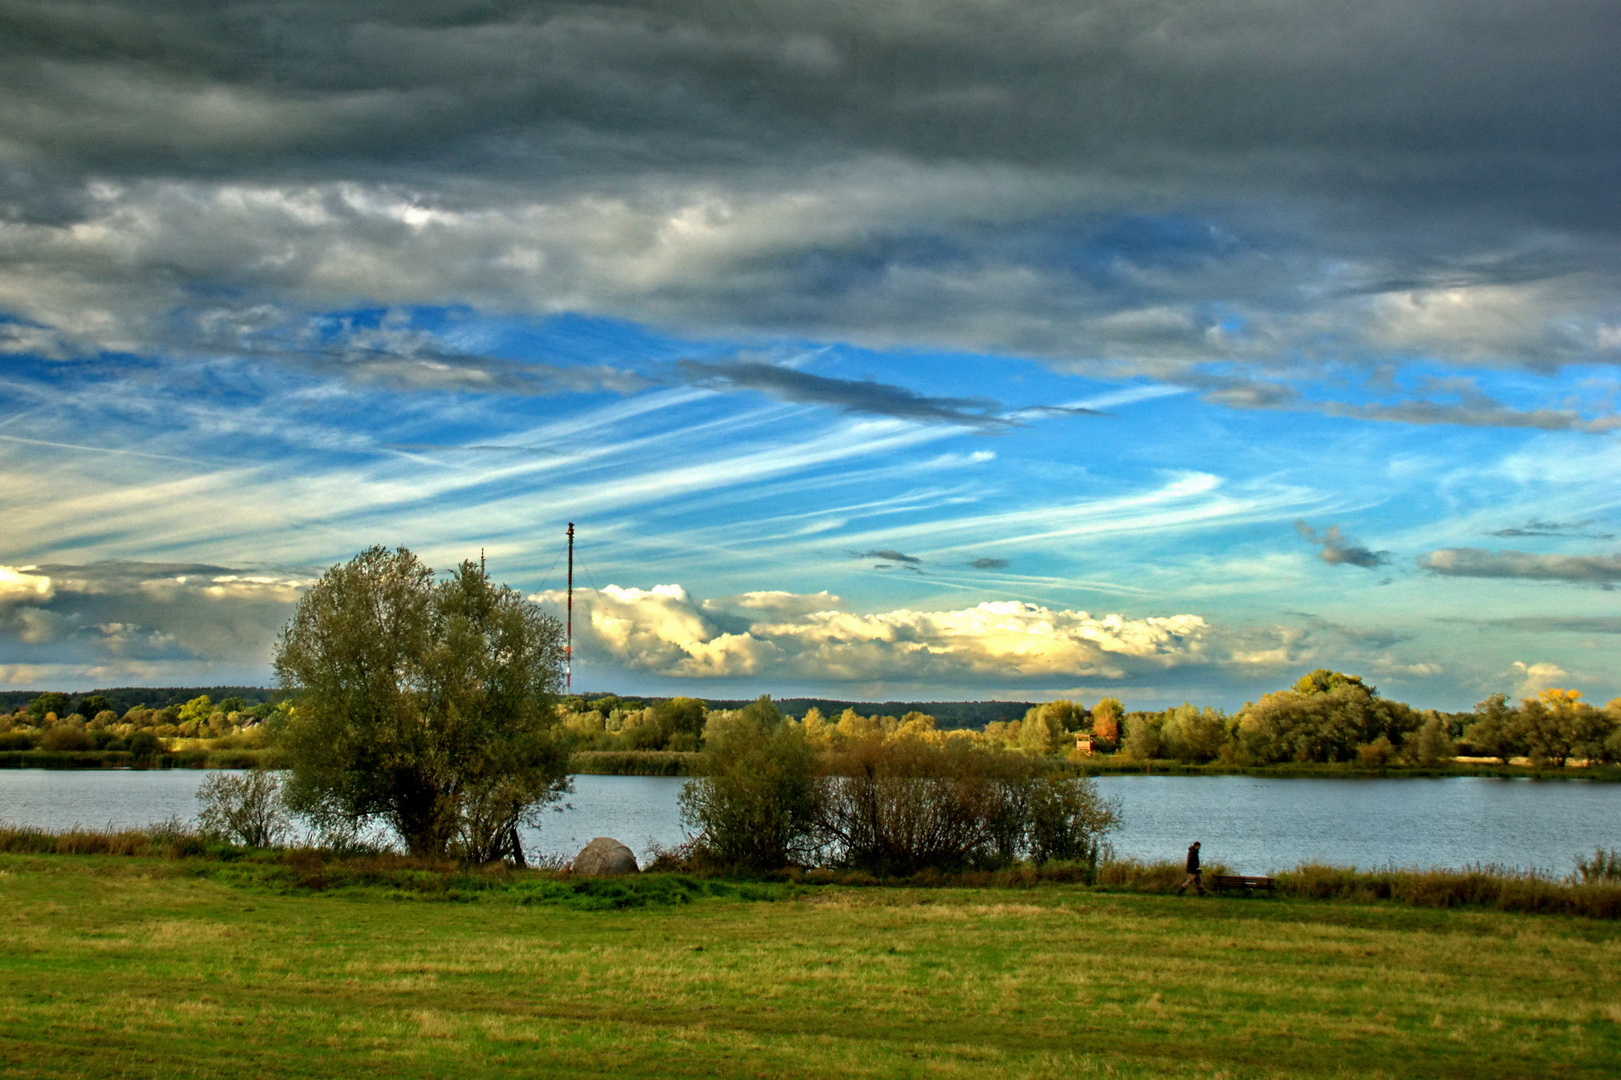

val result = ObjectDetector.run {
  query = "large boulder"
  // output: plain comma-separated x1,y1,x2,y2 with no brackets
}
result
572,837,639,875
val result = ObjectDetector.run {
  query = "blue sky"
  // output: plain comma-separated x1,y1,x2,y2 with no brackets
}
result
1,2,1618,709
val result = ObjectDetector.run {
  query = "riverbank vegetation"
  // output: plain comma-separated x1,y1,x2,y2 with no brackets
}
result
544,669,1621,775
6,668,1620,779
2,823,1620,918
1,853,1618,1079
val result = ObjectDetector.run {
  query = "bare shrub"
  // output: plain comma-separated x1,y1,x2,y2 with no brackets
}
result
1027,775,1119,873
817,736,1039,875
196,769,291,848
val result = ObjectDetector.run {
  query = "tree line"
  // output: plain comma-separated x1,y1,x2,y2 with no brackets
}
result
552,670,1621,770
0,692,278,754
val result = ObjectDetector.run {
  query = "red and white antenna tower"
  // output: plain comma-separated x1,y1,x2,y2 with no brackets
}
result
565,521,574,694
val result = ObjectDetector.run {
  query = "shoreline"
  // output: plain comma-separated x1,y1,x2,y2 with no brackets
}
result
3,746,1619,781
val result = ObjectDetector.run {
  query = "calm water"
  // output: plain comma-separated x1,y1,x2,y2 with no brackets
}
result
1,770,1615,875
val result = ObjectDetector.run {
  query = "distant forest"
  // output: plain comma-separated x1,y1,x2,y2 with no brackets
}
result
7,672,1620,769
690,698,1031,729
0,687,1026,730
0,686,282,714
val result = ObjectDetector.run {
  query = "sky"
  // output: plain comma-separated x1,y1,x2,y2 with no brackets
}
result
1,0,1618,710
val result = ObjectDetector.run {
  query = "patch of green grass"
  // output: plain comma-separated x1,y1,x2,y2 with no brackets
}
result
2,855,1618,1078
1078,758,1621,781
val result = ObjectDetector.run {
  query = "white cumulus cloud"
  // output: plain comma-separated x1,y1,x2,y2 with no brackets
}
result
0,566,54,603
535,584,1215,683
1513,660,1571,697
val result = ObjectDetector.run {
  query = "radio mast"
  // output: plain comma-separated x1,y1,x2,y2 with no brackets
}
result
566,522,574,694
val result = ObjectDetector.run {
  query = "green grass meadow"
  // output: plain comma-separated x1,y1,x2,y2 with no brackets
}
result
2,856,1618,1079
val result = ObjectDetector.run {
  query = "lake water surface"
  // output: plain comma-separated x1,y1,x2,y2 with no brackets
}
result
1,770,1615,876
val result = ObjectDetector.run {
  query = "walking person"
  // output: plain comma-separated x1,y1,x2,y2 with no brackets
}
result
1177,840,1205,895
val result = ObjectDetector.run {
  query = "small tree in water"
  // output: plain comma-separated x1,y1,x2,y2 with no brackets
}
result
274,547,569,861
196,768,291,848
1026,774,1118,876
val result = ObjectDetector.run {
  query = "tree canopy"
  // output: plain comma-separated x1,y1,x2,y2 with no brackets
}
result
273,546,568,860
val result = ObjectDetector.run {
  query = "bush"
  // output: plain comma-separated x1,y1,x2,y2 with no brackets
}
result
1357,736,1397,767
817,736,1036,875
1406,714,1456,766
0,731,36,751
1027,775,1119,872
815,738,1120,876
40,725,93,752
1095,859,1192,892
196,769,292,848
679,698,825,870
126,731,162,759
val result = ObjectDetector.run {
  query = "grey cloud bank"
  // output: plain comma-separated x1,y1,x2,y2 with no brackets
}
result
0,562,311,679
1419,549,1621,585
0,0,1618,420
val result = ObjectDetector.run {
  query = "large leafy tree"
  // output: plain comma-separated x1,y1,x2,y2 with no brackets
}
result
274,547,568,861
1235,669,1418,764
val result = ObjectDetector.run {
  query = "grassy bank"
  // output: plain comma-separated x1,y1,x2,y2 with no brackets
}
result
569,749,700,776
0,748,266,769
1073,757,1621,781
0,748,695,773
1,852,1617,1079
3,828,1619,917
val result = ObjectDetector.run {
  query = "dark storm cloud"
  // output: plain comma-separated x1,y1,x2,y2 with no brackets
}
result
1419,549,1621,585
1295,522,1389,570
3,1,1616,196
1,0,1619,409
0,560,314,664
678,360,1007,427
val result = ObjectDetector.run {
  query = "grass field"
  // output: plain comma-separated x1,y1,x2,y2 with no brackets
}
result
2,856,1618,1079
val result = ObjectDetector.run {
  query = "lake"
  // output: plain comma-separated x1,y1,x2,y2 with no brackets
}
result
1,770,1615,876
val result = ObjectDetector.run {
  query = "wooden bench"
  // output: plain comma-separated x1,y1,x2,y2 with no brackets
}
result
1213,874,1275,896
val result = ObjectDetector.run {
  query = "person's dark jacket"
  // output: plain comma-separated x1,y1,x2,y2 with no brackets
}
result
1185,845,1201,873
